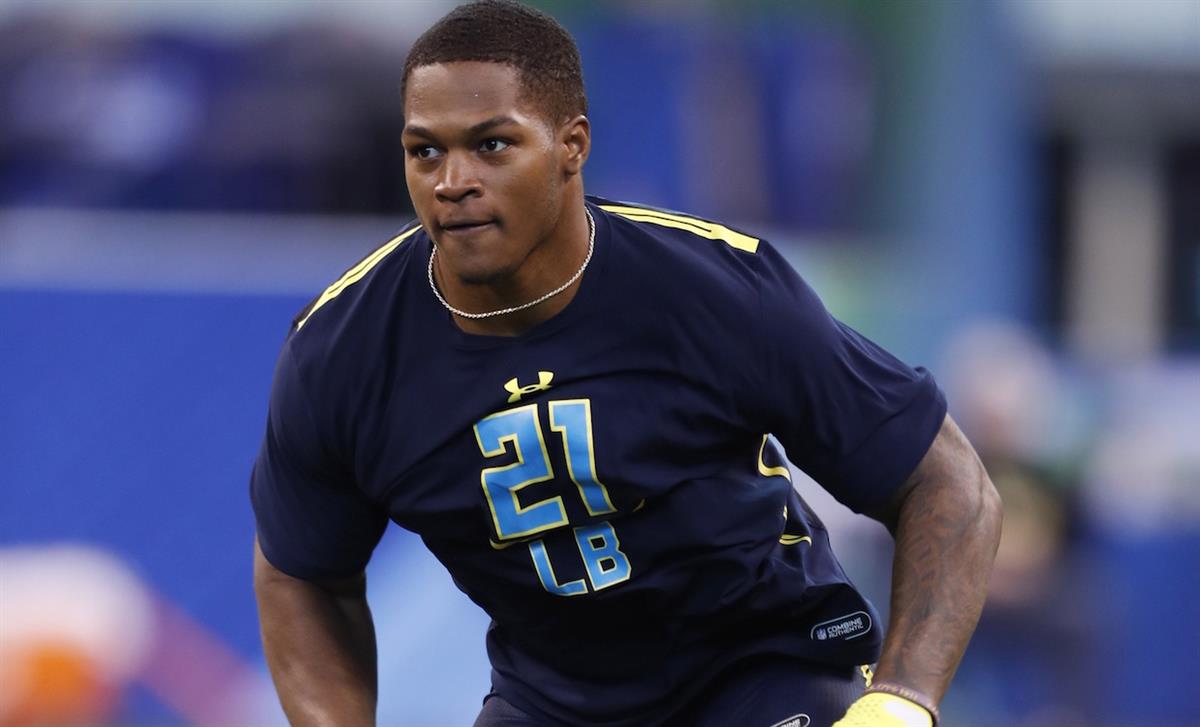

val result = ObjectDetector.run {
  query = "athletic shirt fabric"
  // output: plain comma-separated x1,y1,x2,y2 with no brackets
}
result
250,197,947,725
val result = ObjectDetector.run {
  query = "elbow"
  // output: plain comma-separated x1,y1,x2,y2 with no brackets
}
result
976,465,1003,551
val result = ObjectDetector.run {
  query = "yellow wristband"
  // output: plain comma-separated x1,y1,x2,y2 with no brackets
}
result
831,692,933,727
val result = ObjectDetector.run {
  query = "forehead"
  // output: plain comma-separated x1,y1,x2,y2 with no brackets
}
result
404,62,538,132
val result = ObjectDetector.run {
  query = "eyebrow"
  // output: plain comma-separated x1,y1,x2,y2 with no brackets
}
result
403,115,520,140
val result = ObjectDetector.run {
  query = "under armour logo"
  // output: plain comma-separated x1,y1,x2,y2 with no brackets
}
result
504,371,554,403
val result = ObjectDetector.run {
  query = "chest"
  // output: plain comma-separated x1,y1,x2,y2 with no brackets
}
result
352,327,756,544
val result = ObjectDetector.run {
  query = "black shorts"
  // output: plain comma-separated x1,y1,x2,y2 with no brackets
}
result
474,656,869,727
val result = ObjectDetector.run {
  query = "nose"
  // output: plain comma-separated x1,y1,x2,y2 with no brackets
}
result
434,151,481,203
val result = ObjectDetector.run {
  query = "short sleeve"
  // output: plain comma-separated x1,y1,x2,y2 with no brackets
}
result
752,244,947,515
250,339,387,580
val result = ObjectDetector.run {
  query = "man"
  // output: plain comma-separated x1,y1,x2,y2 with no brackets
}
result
251,2,1002,725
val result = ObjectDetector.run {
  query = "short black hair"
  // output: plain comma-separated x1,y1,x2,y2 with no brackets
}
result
401,0,587,125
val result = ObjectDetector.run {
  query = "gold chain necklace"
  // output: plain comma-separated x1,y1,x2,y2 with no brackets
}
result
428,208,595,320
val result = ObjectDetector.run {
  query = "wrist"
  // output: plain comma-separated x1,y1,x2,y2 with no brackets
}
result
864,682,940,726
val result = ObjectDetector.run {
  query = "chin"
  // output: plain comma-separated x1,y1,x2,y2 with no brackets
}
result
431,233,508,280
453,260,521,287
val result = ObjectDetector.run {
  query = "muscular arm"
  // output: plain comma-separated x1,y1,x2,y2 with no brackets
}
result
254,538,378,727
870,413,1002,704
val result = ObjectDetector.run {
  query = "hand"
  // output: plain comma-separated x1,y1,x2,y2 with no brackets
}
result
831,693,933,727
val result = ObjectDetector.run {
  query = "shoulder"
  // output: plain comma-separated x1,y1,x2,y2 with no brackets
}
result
590,196,798,308
291,219,427,335
284,220,427,365
594,197,762,257
279,219,427,407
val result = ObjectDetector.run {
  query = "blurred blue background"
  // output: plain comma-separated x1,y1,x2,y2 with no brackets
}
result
1,1,1198,725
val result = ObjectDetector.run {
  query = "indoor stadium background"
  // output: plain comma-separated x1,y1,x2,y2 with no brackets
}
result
1,1,1197,725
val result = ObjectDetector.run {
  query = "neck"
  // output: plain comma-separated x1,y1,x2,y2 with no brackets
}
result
435,196,592,337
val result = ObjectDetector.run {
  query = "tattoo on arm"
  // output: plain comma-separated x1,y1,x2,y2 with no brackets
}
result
873,414,1003,702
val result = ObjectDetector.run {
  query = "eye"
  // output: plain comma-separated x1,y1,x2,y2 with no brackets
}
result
409,145,442,161
479,138,511,153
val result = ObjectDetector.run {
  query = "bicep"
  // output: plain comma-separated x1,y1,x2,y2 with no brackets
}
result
253,535,378,727
872,413,992,531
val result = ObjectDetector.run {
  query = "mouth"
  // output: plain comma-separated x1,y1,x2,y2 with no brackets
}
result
440,219,496,236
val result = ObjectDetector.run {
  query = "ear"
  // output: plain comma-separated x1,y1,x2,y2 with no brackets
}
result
559,115,590,177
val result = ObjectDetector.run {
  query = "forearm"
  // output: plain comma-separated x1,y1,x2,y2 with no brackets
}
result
874,416,1002,704
254,540,378,727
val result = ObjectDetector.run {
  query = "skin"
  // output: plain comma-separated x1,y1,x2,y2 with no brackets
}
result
254,541,377,727
254,61,593,727
869,413,1003,708
255,60,1002,725
402,62,592,336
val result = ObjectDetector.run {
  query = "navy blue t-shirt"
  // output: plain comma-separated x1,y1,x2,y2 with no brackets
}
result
250,197,946,725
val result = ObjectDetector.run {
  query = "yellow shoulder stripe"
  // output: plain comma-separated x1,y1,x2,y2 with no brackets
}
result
600,204,760,253
295,226,423,330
